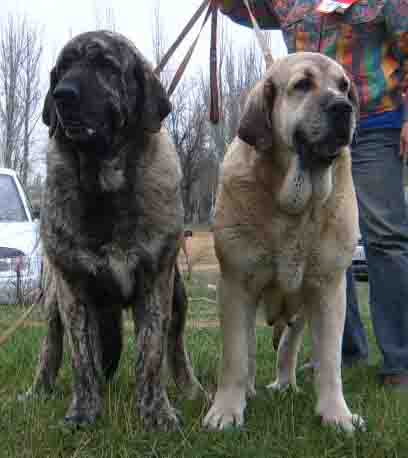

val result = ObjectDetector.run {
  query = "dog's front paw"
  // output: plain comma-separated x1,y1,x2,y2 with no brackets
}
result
319,406,365,433
63,398,102,428
203,390,246,430
140,405,182,432
63,413,97,429
321,412,365,433
266,379,299,393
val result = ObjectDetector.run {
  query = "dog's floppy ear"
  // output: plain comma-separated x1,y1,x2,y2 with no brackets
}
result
238,76,276,148
134,56,172,133
42,67,58,138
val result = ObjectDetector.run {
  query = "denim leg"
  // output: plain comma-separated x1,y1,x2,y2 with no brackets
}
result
342,268,369,364
351,128,408,376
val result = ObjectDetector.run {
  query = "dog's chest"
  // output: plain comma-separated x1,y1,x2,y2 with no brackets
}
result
250,217,340,294
80,187,138,246
254,234,310,294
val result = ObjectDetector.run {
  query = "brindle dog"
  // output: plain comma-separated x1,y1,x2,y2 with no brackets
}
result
21,31,204,431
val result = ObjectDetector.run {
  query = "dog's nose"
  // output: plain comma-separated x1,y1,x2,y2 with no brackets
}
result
53,81,80,104
327,99,352,125
327,99,353,145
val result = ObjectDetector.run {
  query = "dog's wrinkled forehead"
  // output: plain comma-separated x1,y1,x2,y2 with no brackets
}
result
56,31,137,71
271,52,349,90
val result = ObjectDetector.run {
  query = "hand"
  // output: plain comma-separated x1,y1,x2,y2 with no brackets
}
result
400,121,408,163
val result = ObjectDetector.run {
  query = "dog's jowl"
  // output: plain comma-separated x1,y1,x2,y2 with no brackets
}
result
203,52,364,433
21,31,204,431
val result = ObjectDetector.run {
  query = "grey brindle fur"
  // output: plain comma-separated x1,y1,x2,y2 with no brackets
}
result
22,31,204,431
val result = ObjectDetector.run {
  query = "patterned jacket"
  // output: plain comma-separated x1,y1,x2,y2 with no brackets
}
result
220,0,408,122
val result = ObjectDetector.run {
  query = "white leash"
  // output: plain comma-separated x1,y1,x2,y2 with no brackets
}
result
242,0,274,68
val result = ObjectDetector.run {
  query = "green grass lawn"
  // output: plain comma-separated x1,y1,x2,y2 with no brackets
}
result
1,280,408,458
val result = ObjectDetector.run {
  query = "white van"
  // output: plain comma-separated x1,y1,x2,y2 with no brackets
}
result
0,168,42,304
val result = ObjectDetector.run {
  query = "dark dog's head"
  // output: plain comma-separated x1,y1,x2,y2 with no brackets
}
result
43,31,171,154
238,52,359,169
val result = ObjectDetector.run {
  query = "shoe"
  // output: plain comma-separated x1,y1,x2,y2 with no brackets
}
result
381,374,408,391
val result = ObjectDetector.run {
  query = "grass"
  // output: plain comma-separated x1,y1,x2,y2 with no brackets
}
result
1,277,408,458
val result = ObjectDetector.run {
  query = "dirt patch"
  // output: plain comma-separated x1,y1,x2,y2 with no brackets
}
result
178,231,219,273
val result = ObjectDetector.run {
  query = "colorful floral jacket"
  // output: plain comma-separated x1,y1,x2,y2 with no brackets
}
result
220,0,408,122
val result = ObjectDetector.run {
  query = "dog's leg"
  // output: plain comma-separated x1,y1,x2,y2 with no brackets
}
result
308,277,364,433
168,265,206,400
267,315,305,392
203,275,256,430
133,265,182,432
272,320,287,351
20,285,64,399
57,278,103,427
247,312,257,398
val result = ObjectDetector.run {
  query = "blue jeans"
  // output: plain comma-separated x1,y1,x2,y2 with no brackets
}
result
342,128,408,375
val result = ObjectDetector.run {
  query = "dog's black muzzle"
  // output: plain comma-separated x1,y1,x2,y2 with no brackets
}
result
296,96,353,168
326,98,353,148
53,80,82,127
53,77,110,148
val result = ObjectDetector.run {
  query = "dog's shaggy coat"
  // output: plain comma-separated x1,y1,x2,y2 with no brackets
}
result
23,31,204,431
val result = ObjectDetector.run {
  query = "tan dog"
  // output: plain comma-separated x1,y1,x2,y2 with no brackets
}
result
204,52,363,432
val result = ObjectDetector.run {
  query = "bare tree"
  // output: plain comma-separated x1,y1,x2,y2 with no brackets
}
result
93,1,116,31
208,17,268,159
18,23,43,184
149,5,269,223
172,81,210,222
0,14,43,184
151,1,212,223
0,14,25,169
195,17,268,220
151,1,167,71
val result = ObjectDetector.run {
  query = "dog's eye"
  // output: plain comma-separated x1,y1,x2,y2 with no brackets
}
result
57,51,80,75
338,77,349,93
58,59,73,75
293,78,313,92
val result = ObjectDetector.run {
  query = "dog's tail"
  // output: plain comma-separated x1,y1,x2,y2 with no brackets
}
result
94,305,123,380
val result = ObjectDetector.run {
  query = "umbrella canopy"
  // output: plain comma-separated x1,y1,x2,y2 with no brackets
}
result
218,0,279,29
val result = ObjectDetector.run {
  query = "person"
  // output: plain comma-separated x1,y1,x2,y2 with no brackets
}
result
221,0,408,388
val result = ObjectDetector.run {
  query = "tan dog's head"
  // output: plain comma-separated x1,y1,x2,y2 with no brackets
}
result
238,52,358,168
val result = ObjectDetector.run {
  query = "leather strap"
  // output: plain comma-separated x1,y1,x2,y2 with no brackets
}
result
167,2,214,96
243,0,274,68
210,2,220,124
154,0,210,76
